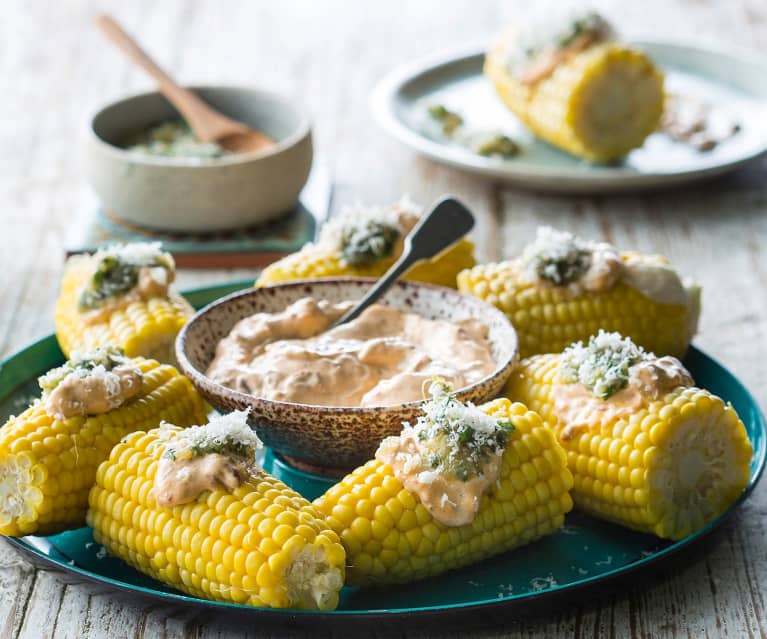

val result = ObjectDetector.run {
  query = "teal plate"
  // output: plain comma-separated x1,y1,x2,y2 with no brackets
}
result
1,281,765,630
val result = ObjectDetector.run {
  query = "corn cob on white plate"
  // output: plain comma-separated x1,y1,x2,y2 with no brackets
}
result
371,41,767,193
0,280,764,628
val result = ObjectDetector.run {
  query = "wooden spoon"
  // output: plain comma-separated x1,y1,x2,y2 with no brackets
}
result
97,15,273,154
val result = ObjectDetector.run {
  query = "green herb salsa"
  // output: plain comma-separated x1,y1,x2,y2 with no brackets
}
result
123,120,231,160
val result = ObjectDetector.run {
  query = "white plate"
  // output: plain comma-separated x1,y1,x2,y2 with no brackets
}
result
371,41,767,193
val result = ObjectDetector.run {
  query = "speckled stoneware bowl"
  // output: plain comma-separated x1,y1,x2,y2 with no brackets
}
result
86,86,312,232
176,278,519,472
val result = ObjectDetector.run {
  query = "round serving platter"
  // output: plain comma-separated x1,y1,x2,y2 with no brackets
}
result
1,280,765,630
371,40,767,193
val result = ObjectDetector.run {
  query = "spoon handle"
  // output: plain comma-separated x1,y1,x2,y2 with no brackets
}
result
96,15,241,142
334,196,475,326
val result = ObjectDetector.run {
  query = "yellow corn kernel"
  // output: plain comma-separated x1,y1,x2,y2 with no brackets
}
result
257,238,475,289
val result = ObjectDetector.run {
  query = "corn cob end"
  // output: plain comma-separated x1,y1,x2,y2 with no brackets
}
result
0,448,46,536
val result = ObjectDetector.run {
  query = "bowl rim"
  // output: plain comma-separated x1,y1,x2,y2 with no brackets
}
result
176,277,519,414
88,84,312,168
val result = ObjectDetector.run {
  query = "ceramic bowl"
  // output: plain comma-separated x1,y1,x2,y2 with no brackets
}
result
86,86,312,232
176,278,519,472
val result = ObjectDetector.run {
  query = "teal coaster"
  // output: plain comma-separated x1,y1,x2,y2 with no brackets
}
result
65,201,315,269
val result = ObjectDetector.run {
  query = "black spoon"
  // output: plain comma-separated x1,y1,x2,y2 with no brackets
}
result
333,196,475,327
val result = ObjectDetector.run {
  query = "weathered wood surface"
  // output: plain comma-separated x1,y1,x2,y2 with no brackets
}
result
1,0,766,637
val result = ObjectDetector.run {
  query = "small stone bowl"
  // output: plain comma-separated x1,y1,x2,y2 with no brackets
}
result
86,86,312,232
176,279,519,472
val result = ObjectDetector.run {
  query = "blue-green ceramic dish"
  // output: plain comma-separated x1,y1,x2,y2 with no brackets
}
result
0,280,764,630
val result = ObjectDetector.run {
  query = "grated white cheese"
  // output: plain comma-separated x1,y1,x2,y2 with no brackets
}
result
440,493,457,508
316,196,420,251
560,330,648,399
520,226,616,288
421,396,501,437
417,470,440,484
401,445,421,474
38,346,133,394
161,409,262,459
407,380,513,481
93,241,172,267
522,226,580,259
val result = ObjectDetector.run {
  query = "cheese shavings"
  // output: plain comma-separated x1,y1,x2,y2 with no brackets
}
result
510,11,614,69
560,330,647,399
77,242,175,311
412,379,514,482
521,226,594,285
160,410,262,462
317,197,420,266
38,346,133,394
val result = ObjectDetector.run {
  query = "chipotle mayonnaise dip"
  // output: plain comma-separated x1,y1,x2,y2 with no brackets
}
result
376,430,501,527
151,411,262,508
373,379,512,527
205,298,497,407
45,364,143,419
154,453,249,508
555,331,695,440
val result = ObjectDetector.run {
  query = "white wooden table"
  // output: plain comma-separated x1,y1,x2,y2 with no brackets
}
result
1,1,766,637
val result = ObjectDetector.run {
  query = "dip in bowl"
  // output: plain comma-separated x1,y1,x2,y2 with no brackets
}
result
176,279,519,472
87,86,312,232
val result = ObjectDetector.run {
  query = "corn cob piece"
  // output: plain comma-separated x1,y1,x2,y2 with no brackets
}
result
485,14,664,162
87,413,346,610
256,198,476,288
505,332,753,540
0,349,207,536
314,388,573,586
55,243,194,364
457,227,700,358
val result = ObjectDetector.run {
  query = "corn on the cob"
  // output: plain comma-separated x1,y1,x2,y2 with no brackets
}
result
55,243,194,364
87,412,346,610
505,331,753,540
256,198,476,288
0,348,207,536
485,13,664,162
457,227,700,358
314,383,573,586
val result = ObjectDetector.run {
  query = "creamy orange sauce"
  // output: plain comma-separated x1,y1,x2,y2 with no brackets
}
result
376,431,501,527
81,266,172,325
206,298,496,407
153,453,251,508
45,365,143,419
578,244,624,294
521,249,692,309
554,356,693,440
